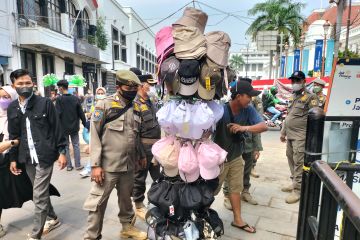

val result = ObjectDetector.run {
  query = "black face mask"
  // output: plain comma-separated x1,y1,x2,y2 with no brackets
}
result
120,90,137,101
16,87,33,98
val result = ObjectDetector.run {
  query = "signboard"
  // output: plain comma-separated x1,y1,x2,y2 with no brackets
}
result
83,63,96,73
325,39,335,76
326,59,360,117
286,56,294,78
280,55,286,77
74,38,100,60
302,49,310,76
314,40,324,72
293,49,301,72
256,31,278,51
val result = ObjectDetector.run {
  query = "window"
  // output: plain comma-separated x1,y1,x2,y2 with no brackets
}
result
136,44,140,55
68,1,78,37
245,64,249,71
258,63,263,71
120,33,126,46
82,9,90,40
251,64,256,71
64,58,74,75
113,45,119,60
117,32,126,63
136,56,141,68
42,55,55,74
121,48,127,62
112,28,119,41
47,0,61,32
20,50,37,84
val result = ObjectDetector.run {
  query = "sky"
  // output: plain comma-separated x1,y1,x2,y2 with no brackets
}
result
117,0,330,52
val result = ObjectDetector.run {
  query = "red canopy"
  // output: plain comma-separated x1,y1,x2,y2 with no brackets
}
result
252,77,331,90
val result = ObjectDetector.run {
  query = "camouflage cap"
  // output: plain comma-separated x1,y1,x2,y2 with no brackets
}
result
116,70,141,86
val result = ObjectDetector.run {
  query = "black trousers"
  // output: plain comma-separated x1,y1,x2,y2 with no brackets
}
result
132,144,161,203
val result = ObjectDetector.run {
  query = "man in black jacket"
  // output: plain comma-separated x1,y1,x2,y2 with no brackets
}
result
56,80,88,171
8,69,67,240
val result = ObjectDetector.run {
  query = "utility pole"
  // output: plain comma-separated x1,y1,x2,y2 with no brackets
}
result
278,32,284,79
334,0,345,59
345,0,352,57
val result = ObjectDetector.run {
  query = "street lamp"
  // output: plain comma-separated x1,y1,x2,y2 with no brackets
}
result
321,20,331,77
284,42,289,77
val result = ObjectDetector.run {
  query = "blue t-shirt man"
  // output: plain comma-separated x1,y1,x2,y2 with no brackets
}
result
214,104,263,162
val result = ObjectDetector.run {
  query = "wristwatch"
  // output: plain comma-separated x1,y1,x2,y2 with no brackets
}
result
59,148,66,155
10,140,15,146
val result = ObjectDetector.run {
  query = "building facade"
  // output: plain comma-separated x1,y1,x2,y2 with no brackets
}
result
0,0,155,96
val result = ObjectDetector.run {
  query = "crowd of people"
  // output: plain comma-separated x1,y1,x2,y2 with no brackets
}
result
0,67,327,239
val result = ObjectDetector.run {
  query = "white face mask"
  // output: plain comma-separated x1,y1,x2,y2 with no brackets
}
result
292,83,304,92
147,86,157,98
96,94,106,100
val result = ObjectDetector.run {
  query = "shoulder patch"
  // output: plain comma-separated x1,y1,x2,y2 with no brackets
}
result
92,110,103,122
140,104,149,112
111,101,123,108
133,103,141,112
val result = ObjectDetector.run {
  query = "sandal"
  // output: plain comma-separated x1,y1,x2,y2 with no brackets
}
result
231,222,256,233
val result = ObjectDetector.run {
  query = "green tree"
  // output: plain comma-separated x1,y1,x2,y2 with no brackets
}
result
229,54,245,72
96,17,108,50
338,49,360,58
246,0,305,45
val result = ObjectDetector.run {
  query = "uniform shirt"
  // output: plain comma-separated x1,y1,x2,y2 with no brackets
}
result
243,97,263,153
90,93,145,172
281,90,319,141
317,93,327,109
133,95,161,140
213,103,263,162
19,94,39,164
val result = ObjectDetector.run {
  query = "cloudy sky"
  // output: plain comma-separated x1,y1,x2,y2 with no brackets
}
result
117,0,330,51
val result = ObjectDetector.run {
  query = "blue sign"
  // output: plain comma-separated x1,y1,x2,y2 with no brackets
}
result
293,49,301,72
302,49,310,76
314,40,324,72
280,55,286,77
325,39,335,76
286,56,294,78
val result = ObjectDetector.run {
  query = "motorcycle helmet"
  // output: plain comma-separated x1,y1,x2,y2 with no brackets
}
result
270,86,278,95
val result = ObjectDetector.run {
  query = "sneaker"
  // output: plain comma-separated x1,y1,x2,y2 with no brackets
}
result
285,191,300,204
281,184,293,193
27,234,40,240
120,225,147,240
76,165,84,171
43,218,61,235
223,197,232,210
0,225,6,238
67,166,73,171
79,169,91,178
135,207,147,221
242,192,258,205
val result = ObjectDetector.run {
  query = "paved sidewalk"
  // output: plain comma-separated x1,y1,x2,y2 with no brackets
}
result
1,130,298,240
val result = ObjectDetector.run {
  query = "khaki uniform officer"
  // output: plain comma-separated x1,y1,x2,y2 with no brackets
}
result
280,71,319,204
312,77,327,108
83,70,147,240
129,67,161,220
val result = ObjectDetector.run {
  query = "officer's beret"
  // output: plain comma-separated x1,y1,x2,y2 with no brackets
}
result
313,78,326,86
116,70,141,86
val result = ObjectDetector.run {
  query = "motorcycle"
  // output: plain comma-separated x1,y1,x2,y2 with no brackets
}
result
263,104,287,129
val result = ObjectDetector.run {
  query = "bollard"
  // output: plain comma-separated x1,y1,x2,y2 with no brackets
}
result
304,107,326,166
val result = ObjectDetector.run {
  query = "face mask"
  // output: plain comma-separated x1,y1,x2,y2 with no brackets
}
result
147,87,157,98
0,98,12,110
120,90,137,101
292,83,304,92
96,95,106,100
313,86,323,94
16,87,33,98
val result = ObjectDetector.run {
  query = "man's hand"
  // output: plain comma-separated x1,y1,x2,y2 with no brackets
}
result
254,151,260,160
0,141,12,153
10,161,22,175
227,123,248,134
91,167,105,185
57,154,67,170
280,135,287,143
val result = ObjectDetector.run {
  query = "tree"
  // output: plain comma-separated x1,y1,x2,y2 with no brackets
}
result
338,49,360,58
229,54,245,73
96,17,108,51
246,0,305,45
